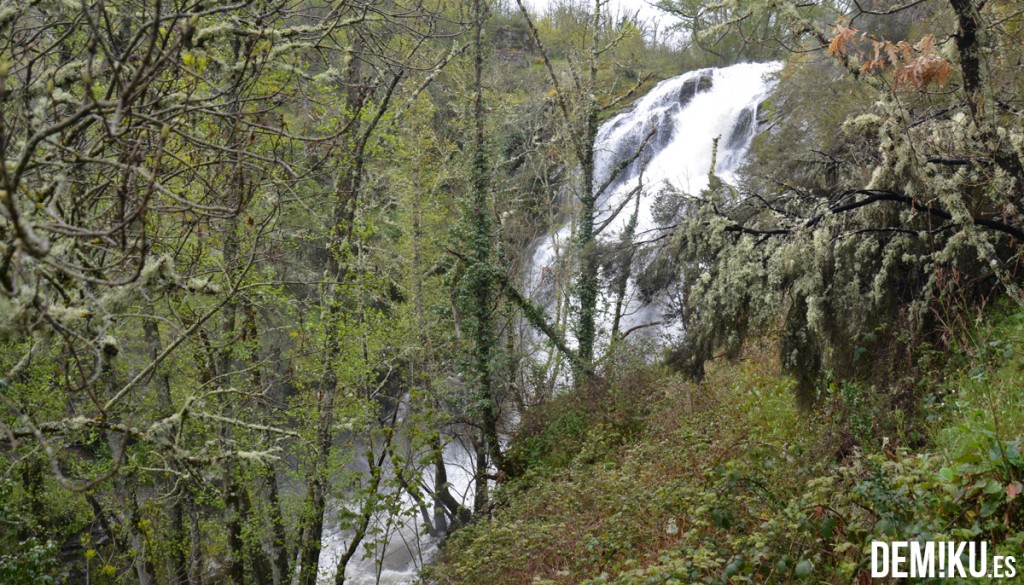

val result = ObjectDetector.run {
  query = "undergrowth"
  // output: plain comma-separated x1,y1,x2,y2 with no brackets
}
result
425,306,1024,584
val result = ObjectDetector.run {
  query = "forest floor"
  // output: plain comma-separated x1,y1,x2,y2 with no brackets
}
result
426,304,1024,584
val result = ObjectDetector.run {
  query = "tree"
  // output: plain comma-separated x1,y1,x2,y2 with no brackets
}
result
513,0,653,385
654,0,792,63
0,0,336,579
449,0,509,509
646,0,1024,404
0,0,461,581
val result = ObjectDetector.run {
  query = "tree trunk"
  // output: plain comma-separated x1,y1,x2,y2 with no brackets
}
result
573,0,603,384
142,318,191,585
468,0,507,481
264,464,291,585
298,35,365,585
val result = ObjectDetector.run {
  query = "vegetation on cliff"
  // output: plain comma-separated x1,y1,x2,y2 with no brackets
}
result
429,305,1024,583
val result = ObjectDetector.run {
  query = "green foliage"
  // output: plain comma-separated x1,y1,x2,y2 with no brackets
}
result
508,344,663,473
429,344,823,584
13,0,1024,581
937,305,1024,449
429,308,1024,584
0,479,58,585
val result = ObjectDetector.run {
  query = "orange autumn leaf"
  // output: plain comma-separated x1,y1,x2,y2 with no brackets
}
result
828,25,859,57
855,33,953,89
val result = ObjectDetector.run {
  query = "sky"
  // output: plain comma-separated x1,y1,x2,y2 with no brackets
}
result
524,0,681,42
526,0,665,21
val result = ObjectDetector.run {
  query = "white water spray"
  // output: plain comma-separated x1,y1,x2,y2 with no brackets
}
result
528,61,782,348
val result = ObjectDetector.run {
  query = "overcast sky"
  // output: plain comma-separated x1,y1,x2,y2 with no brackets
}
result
526,0,662,20
523,0,680,40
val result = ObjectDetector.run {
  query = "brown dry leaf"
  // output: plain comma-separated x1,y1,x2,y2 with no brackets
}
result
916,34,936,55
829,25,859,57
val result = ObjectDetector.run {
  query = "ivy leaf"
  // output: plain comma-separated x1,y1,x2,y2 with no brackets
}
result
794,559,813,578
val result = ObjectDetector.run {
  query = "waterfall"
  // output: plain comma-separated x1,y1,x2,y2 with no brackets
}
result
317,440,477,584
321,62,781,585
527,61,782,351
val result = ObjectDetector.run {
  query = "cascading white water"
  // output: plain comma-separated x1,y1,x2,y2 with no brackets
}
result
323,61,781,585
317,441,477,584
528,61,782,347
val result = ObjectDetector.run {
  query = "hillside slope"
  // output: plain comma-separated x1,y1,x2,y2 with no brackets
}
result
427,307,1024,584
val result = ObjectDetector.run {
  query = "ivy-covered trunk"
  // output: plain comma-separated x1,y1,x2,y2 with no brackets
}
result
572,1,603,383
465,0,506,502
574,112,599,379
